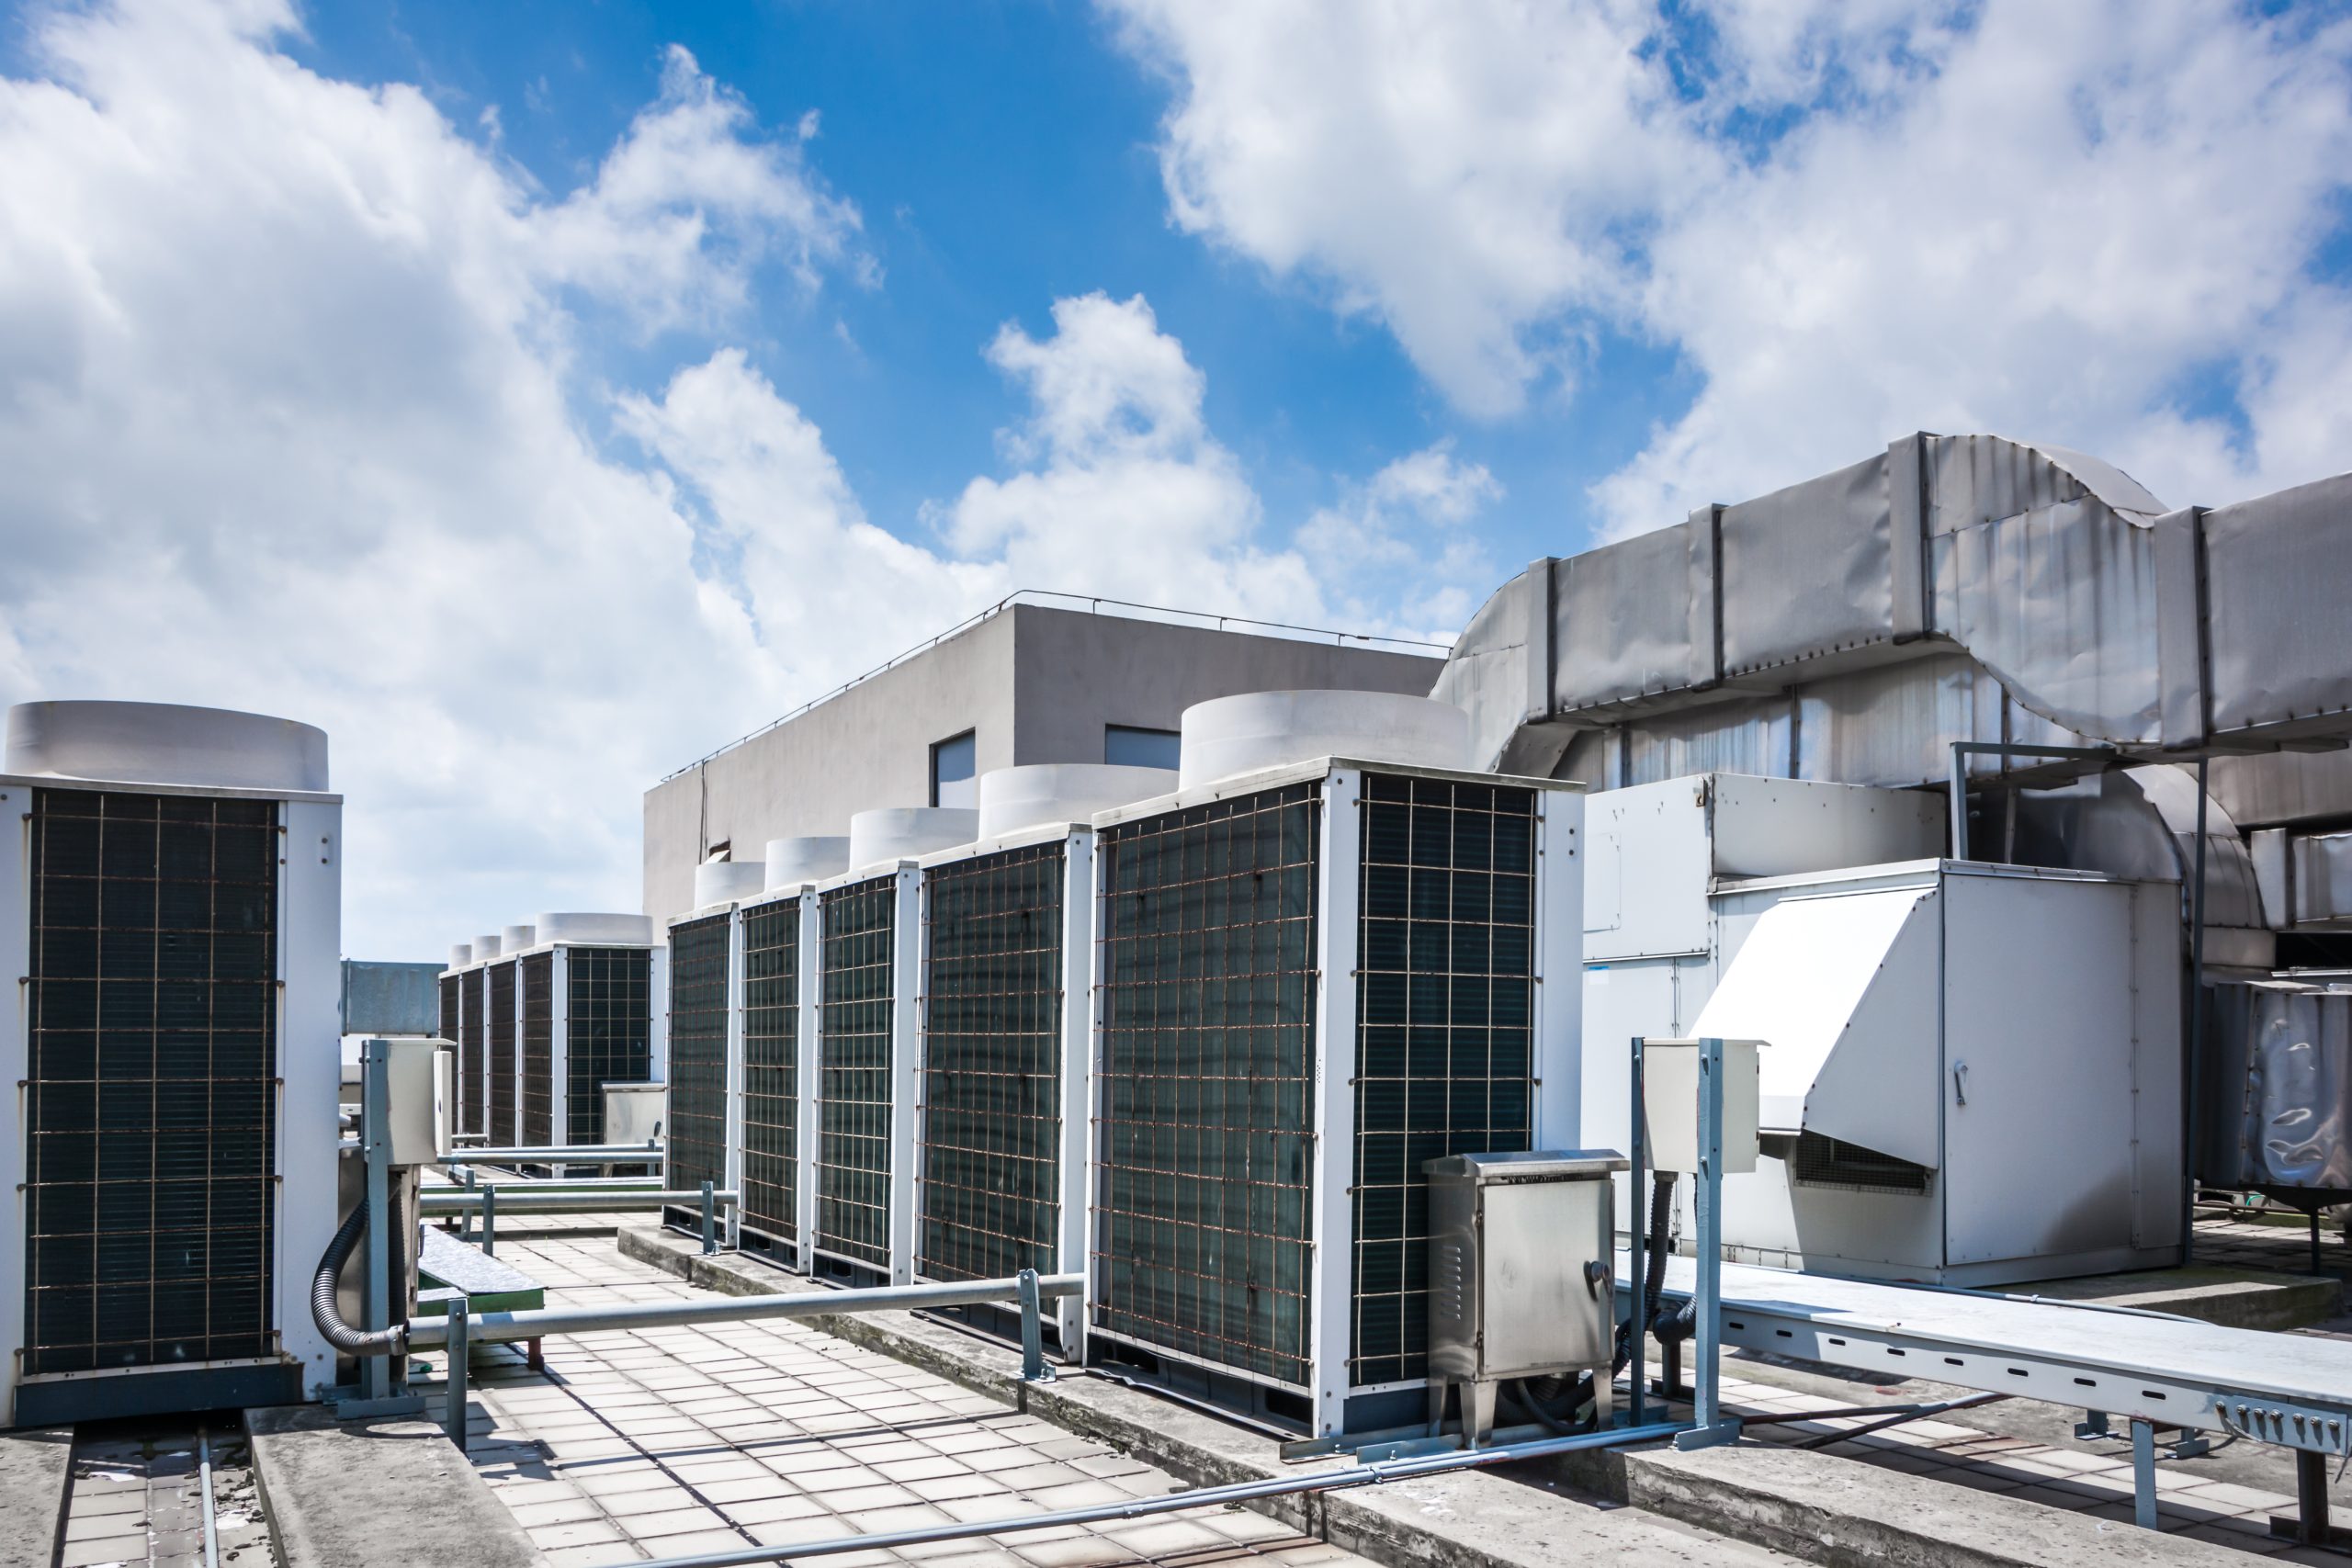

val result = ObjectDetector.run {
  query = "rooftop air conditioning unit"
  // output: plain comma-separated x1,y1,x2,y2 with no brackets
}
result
910,767,1171,1346
504,914,667,1170
1085,693,1584,1438
0,700,343,1424
662,860,766,1235
724,838,847,1266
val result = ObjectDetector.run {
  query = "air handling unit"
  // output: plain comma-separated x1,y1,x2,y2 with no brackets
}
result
801,807,978,1283
0,700,343,1425
1580,773,2183,1284
502,914,667,1166
726,836,850,1266
910,764,1173,1347
662,859,767,1235
1086,692,1583,1438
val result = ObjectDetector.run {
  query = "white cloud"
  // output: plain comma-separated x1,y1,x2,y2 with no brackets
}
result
933,292,1327,621
1107,0,2352,531
1299,445,1503,641
0,2,1470,958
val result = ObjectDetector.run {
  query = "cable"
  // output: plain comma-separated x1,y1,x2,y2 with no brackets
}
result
311,1196,407,1357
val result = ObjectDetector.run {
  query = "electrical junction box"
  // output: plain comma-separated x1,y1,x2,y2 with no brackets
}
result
1639,1039,1761,1177
1423,1150,1627,1445
374,1037,454,1166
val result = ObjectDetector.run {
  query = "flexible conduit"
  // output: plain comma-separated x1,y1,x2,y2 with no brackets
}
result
311,1195,408,1358
594,1419,1690,1568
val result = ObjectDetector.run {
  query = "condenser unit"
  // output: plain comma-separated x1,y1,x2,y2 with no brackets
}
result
502,914,666,1168
801,808,978,1283
727,837,846,1268
444,938,497,1143
0,700,343,1424
662,861,764,1235
910,766,1170,1346
1085,692,1584,1438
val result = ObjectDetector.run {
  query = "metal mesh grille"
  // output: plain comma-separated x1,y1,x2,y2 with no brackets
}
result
1789,1132,1931,1194
565,946,651,1147
458,968,483,1135
438,974,458,1044
665,915,730,1217
818,876,897,1269
487,961,516,1147
518,953,553,1149
1351,773,1537,1385
919,843,1065,1283
24,788,280,1376
1093,784,1319,1389
741,900,798,1247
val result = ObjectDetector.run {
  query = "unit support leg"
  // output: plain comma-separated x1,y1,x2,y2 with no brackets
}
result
2269,1449,2352,1551
2132,1418,2159,1530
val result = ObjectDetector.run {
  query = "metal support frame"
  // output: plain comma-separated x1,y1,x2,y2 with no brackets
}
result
334,1041,423,1418
2184,755,2210,1268
1947,740,2120,862
1627,1035,1647,1431
702,1180,718,1256
1671,1037,1738,1451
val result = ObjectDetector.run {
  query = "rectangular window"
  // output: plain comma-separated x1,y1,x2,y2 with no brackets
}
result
1104,725,1180,772
931,730,978,809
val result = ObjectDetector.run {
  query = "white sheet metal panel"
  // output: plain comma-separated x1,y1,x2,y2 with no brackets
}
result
1583,777,1712,963
1689,886,1939,1168
1709,775,1941,879
1942,874,2143,1268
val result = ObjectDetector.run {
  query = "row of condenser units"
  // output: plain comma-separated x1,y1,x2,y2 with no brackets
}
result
438,914,669,1154
653,692,1583,1438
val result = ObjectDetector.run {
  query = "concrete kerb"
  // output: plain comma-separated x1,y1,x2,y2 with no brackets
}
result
615,1223,2250,1568
246,1404,541,1568
0,1427,72,1568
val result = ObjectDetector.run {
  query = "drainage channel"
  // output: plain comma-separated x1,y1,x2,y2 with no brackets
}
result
58,1416,277,1567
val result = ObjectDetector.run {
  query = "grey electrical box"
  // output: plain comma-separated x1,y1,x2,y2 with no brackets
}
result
1424,1149,1627,1446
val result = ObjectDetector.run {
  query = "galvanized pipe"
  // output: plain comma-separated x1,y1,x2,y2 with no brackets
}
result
435,1145,662,1166
596,1418,1690,1568
417,1189,737,1213
195,1424,220,1568
406,1270,1082,1350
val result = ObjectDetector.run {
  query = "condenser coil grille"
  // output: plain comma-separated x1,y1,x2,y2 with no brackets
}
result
565,946,650,1147
518,953,553,1149
741,901,798,1247
458,967,483,1135
665,914,730,1222
487,961,516,1147
438,974,458,1046
919,842,1064,1283
818,875,896,1269
1094,784,1318,1389
1789,1132,1932,1195
1351,773,1537,1385
24,788,280,1376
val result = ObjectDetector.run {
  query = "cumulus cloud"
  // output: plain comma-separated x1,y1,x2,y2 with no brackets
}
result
1299,446,1503,642
933,292,1327,621
0,2,1474,956
1108,0,2352,532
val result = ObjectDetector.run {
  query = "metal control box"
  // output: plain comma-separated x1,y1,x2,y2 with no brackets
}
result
1424,1149,1626,1444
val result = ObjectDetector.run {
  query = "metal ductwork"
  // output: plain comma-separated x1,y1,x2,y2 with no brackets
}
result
1437,434,2352,793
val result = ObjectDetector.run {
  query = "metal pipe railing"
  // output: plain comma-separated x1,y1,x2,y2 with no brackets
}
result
602,1416,1690,1568
418,1184,735,1256
426,1270,1081,1453
435,1144,662,1166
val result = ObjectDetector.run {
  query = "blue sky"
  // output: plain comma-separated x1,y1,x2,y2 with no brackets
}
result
278,0,1690,572
3,0,2348,954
